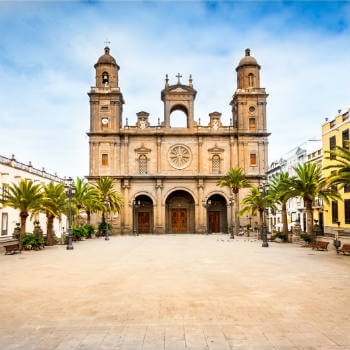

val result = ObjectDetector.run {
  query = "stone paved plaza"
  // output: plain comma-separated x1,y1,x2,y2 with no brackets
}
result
1,235,349,350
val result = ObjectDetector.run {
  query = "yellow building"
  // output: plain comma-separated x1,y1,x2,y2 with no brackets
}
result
322,108,350,235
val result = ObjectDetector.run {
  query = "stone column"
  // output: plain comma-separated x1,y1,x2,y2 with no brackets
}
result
155,179,164,233
122,179,131,234
157,136,162,173
124,135,129,175
93,142,100,175
198,136,203,173
197,179,205,233
229,136,234,169
239,140,245,171
89,141,94,176
114,138,120,175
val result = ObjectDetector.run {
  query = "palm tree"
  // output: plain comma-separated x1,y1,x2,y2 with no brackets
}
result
239,186,275,237
324,143,350,188
92,177,123,223
269,172,295,240
0,179,43,249
73,177,99,224
292,163,341,240
32,182,67,246
217,168,251,236
84,195,104,225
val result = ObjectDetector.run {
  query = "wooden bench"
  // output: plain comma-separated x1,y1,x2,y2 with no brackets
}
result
4,244,21,255
337,244,350,255
311,241,329,251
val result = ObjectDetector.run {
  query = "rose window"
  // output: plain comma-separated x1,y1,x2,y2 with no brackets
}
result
168,145,191,169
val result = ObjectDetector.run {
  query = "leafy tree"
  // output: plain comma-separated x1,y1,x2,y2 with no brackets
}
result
269,172,295,240
92,177,123,224
324,142,350,189
32,182,67,246
217,168,251,236
239,186,275,237
291,163,341,240
0,179,42,249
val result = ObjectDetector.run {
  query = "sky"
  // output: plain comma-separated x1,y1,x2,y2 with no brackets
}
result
0,0,349,178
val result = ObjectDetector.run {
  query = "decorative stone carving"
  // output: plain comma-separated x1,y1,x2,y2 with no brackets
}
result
136,111,150,129
208,112,222,130
168,145,192,170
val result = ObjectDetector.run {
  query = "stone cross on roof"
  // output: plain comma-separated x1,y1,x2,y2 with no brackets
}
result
176,73,182,85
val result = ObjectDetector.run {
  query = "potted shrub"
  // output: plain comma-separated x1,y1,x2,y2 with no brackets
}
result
84,224,95,238
22,233,44,250
300,233,312,246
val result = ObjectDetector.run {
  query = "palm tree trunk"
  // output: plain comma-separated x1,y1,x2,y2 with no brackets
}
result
87,211,91,225
259,210,263,239
281,202,288,241
46,215,54,246
234,191,240,236
305,198,314,241
19,212,28,250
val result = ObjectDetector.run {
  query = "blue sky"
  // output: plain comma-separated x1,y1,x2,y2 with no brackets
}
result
0,1,349,177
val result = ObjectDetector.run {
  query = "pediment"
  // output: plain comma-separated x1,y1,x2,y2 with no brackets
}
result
167,84,192,93
134,145,152,153
208,144,224,153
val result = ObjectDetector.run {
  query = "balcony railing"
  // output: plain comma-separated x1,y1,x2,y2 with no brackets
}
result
0,155,64,183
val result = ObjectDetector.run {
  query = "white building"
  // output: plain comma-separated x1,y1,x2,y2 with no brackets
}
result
267,139,322,233
0,154,66,241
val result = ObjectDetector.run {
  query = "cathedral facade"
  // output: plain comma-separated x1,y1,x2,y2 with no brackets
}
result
87,47,269,234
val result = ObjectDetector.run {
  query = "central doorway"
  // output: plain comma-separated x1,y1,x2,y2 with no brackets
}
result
165,190,195,233
171,208,187,232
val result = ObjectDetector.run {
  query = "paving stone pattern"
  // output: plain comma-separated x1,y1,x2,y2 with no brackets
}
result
0,235,349,350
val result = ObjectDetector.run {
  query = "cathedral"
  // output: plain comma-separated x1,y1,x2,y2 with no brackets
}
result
87,47,269,234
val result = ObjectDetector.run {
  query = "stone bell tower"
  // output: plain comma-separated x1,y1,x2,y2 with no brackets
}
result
161,73,197,129
230,48,269,175
88,46,125,176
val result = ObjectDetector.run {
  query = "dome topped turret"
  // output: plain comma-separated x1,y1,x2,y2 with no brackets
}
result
95,47,119,67
236,48,260,70
235,48,261,89
93,46,120,88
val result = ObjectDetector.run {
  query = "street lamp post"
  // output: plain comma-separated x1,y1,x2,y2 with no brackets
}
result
202,199,212,234
133,199,141,236
64,177,76,250
259,181,270,248
229,195,234,239
104,196,110,241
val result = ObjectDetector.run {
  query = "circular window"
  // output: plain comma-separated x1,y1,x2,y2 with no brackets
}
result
168,145,192,170
249,106,255,113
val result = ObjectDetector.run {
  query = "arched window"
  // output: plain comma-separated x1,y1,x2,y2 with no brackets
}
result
248,73,254,88
102,72,109,85
249,118,256,131
212,155,220,174
139,155,147,174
